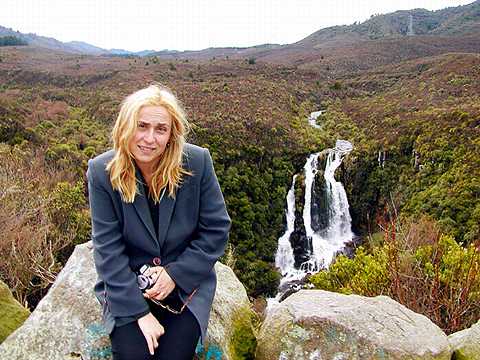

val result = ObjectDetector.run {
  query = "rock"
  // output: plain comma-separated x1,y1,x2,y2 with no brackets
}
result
0,242,108,360
197,262,255,360
448,319,480,360
0,280,30,343
0,242,253,360
256,290,452,360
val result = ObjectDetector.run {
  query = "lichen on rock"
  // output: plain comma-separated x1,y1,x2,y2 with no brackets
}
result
256,290,453,360
449,319,480,360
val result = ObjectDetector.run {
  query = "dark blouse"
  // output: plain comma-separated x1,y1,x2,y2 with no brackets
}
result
145,186,159,239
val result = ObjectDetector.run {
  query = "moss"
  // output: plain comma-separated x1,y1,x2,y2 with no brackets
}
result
0,280,30,343
451,351,468,360
229,305,257,360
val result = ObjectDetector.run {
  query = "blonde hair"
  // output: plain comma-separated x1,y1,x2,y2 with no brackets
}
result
106,84,191,203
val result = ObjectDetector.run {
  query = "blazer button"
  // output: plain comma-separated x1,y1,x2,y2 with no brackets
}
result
153,257,161,266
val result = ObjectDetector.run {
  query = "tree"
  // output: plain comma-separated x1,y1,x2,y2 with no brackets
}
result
0,36,28,46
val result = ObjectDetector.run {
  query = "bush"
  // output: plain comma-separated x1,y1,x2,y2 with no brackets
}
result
310,246,389,296
48,181,91,264
310,216,480,334
237,259,280,298
0,145,90,308
229,306,258,360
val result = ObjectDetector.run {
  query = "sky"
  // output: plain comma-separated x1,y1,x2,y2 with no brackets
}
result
0,0,475,52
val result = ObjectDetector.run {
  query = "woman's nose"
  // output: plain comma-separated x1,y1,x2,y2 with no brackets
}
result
144,129,155,142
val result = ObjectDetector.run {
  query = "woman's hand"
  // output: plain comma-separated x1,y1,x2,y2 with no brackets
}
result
143,266,176,300
137,312,165,355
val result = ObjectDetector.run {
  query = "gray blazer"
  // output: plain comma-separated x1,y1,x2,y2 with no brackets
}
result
87,143,231,343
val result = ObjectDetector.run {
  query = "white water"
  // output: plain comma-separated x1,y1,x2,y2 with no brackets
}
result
299,140,354,273
274,112,355,293
308,110,324,128
378,150,386,168
275,175,302,284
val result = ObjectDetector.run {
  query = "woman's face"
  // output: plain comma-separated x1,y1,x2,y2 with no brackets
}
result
129,105,172,172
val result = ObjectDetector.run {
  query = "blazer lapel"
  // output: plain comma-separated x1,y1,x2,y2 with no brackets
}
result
157,191,176,248
132,168,158,245
156,154,190,248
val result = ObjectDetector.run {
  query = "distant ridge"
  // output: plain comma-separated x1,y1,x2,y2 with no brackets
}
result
297,0,480,48
141,0,480,65
0,0,479,63
0,26,154,56
0,25,88,54
65,41,105,55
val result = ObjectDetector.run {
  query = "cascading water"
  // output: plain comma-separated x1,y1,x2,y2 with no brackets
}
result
299,141,354,273
273,112,355,298
308,110,324,128
274,175,301,283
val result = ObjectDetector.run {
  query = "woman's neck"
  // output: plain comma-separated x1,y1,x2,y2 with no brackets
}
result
136,162,156,188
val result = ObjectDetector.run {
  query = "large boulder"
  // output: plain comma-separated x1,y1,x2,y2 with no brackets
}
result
0,280,30,343
256,290,452,360
0,242,253,360
202,262,256,360
448,319,480,360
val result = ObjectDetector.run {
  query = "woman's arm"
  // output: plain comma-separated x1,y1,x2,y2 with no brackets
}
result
87,159,150,318
165,148,231,294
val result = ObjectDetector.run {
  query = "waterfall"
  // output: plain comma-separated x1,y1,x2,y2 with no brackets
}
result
274,112,355,296
275,175,304,285
378,150,386,168
299,140,354,272
308,110,324,128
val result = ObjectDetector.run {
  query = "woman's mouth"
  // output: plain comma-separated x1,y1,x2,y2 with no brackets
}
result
138,145,155,153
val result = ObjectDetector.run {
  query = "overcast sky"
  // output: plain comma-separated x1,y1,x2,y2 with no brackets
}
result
0,0,475,52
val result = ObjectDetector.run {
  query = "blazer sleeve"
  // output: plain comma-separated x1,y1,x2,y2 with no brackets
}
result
165,148,231,294
87,159,150,318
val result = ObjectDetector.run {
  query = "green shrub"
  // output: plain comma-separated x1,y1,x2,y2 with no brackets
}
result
310,246,389,296
309,217,480,334
48,181,91,263
229,306,257,360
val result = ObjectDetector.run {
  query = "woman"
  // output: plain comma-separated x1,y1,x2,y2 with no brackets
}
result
87,84,231,360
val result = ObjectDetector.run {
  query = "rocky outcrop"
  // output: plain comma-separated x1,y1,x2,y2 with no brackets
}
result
448,319,480,360
256,290,452,360
2,241,477,360
0,280,30,343
199,261,255,360
0,242,107,360
0,242,252,360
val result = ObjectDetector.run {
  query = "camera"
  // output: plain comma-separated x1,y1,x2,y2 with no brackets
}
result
136,264,155,292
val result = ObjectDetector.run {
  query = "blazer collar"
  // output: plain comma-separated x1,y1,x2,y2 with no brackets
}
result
132,165,176,249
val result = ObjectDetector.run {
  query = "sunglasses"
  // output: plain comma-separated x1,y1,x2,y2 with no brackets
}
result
149,288,197,315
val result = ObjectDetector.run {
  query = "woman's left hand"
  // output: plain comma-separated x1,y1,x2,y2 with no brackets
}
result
143,266,176,300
